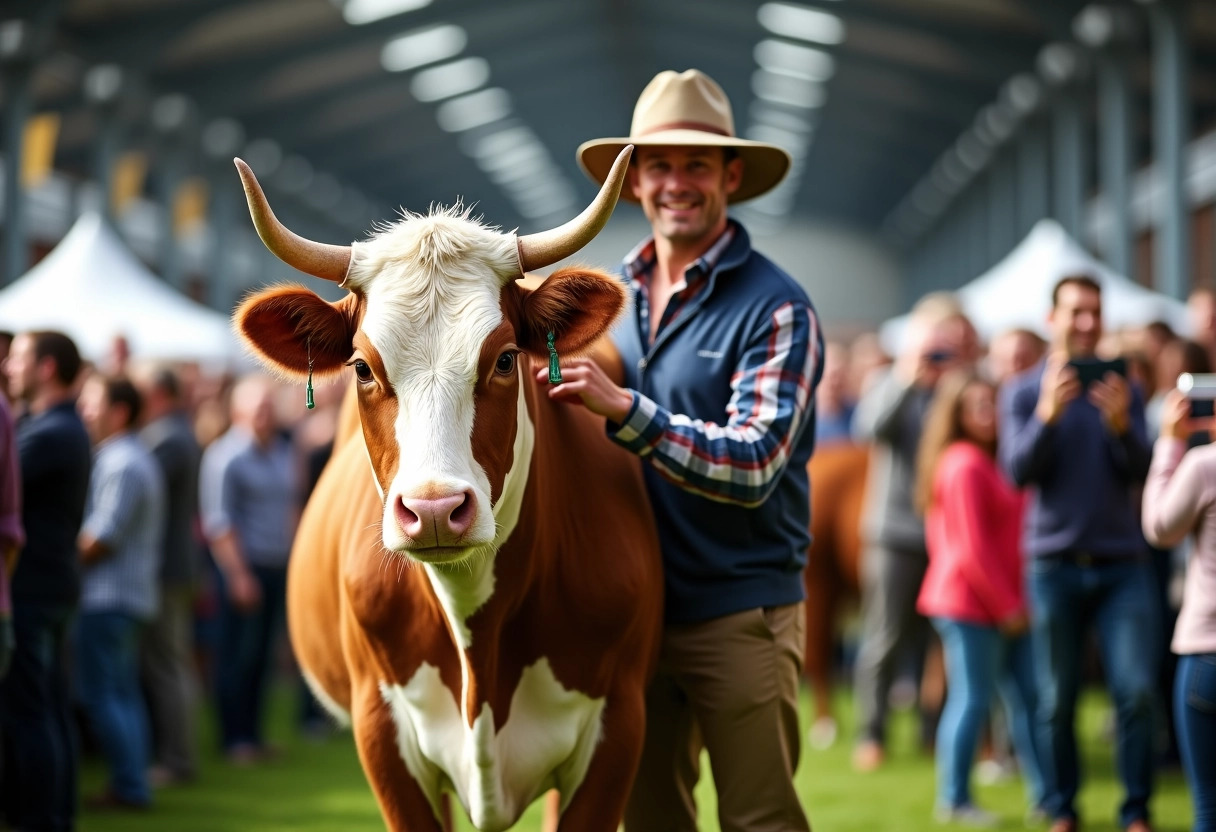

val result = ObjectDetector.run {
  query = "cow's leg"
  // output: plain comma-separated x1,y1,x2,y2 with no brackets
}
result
351,684,444,832
555,690,646,832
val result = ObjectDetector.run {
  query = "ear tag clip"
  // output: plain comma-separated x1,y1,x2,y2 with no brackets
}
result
306,336,316,410
546,331,563,385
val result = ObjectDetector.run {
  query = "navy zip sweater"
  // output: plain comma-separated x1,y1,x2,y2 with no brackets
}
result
609,222,824,625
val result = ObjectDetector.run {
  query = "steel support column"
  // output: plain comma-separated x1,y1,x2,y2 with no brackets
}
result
988,153,1018,260
92,114,124,226
1,64,33,285
1144,0,1191,299
1096,48,1135,280
1052,88,1087,240
1017,118,1051,238
966,189,987,280
153,147,186,288
205,172,237,311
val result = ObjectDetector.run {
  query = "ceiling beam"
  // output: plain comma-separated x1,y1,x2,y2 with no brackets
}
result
147,0,582,113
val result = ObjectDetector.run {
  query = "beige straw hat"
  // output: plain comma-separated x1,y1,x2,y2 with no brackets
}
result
577,69,792,204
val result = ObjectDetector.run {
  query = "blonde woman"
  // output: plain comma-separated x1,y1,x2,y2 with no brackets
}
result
915,371,1045,826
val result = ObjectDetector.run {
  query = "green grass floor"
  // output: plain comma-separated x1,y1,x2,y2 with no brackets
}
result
79,684,1195,831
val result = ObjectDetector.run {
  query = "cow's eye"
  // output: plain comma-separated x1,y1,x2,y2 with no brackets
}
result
353,360,372,382
495,352,516,376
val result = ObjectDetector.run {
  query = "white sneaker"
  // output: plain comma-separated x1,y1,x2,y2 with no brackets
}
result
934,804,1000,828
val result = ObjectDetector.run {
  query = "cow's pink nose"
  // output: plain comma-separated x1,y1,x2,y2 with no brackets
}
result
396,491,476,546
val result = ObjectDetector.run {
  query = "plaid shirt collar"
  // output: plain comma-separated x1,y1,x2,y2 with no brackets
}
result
624,222,737,288
624,223,737,347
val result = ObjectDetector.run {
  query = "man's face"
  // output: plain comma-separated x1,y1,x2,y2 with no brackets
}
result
77,378,119,444
1049,283,1102,357
1188,292,1216,341
4,334,43,404
629,146,742,252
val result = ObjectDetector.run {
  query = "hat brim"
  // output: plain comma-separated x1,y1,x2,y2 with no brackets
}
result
577,129,792,204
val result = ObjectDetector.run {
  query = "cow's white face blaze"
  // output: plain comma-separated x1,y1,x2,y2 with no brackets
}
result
342,210,524,562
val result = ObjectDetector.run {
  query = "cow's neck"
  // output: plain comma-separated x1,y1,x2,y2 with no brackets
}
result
422,377,535,720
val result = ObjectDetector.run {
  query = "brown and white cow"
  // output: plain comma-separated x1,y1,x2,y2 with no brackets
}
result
231,148,663,831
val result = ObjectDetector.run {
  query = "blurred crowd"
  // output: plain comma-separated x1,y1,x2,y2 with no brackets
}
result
0,270,1213,831
0,328,346,828
816,277,1216,832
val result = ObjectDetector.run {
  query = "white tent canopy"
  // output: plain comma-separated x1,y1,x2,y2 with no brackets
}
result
880,219,1191,354
0,212,243,367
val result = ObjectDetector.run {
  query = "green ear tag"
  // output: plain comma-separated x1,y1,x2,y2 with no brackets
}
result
306,336,316,410
547,331,563,385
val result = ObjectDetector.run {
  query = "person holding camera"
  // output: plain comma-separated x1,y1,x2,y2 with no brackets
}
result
851,291,978,771
999,274,1156,832
1142,387,1216,832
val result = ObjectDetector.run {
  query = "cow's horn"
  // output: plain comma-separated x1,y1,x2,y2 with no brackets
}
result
516,145,633,273
234,158,352,284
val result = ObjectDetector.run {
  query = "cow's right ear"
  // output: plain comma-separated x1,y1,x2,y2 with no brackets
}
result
234,286,359,379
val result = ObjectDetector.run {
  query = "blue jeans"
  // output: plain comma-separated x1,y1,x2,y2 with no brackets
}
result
216,563,286,751
0,603,77,831
75,611,151,805
1175,653,1216,832
1028,557,1158,828
932,618,1045,811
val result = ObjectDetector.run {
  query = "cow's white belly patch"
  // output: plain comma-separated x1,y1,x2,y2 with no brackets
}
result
380,657,605,831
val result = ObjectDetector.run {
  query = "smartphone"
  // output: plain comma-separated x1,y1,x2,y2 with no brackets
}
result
1191,400,1216,418
1178,373,1216,418
1067,357,1127,388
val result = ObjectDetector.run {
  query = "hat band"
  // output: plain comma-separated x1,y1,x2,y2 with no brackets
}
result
637,120,733,138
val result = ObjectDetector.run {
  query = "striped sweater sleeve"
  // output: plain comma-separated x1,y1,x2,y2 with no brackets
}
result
610,301,821,507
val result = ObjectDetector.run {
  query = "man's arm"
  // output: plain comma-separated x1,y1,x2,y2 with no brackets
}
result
546,301,822,507
1000,356,1080,487
1090,375,1152,481
999,376,1055,487
78,464,143,566
851,369,915,444
200,449,260,610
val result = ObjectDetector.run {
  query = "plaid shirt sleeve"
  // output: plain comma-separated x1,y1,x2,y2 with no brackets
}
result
609,301,821,507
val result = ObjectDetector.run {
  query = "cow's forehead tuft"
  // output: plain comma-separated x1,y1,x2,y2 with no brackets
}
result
348,208,519,290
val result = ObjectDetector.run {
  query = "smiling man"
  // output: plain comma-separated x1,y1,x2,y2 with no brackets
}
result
554,69,824,831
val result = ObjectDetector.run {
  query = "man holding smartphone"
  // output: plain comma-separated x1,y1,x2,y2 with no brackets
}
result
999,274,1156,832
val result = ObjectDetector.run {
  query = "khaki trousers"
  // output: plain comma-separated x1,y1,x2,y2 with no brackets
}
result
624,603,810,832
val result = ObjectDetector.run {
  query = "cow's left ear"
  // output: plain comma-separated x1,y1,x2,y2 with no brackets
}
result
516,267,626,357
235,286,360,379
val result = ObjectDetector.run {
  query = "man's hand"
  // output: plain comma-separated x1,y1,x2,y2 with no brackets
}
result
1035,354,1081,426
533,357,634,423
1088,371,1132,435
227,568,262,613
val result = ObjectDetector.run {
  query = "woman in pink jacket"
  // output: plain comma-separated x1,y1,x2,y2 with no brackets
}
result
1142,389,1216,832
915,371,1044,827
